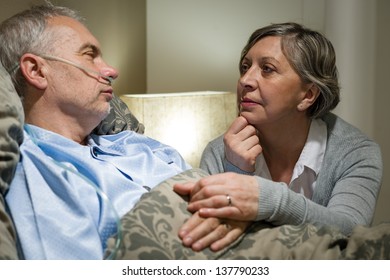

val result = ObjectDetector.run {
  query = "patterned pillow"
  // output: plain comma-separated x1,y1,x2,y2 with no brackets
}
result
104,168,214,260
104,168,342,260
94,94,145,135
0,62,23,259
105,168,390,260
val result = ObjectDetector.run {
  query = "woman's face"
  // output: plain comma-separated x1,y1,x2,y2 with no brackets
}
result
237,36,310,128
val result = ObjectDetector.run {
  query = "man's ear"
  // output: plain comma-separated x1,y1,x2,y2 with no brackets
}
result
19,53,48,90
297,84,320,112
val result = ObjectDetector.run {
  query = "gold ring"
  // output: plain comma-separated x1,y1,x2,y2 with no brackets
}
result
226,194,232,207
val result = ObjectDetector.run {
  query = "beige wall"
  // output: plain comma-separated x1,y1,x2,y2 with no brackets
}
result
0,0,146,95
325,0,376,138
373,0,390,225
146,0,325,93
59,0,147,95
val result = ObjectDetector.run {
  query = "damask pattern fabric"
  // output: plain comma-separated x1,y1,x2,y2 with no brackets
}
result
94,94,145,135
105,168,390,260
0,63,24,260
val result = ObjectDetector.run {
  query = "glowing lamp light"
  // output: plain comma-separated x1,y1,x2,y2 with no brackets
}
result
121,91,237,167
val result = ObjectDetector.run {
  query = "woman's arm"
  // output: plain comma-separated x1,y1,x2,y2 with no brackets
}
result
194,139,383,236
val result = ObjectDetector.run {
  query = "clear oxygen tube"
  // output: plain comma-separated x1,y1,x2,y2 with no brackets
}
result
40,54,115,84
9,54,114,84
24,125,122,260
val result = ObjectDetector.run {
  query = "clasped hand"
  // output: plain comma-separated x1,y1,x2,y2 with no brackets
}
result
174,172,259,252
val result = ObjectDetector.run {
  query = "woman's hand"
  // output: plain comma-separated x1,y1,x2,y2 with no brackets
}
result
224,116,262,172
174,172,259,221
178,211,251,252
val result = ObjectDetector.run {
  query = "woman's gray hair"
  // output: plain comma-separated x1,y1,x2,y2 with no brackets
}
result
0,1,84,98
240,22,340,118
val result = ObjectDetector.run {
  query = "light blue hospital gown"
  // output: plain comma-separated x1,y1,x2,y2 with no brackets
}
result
6,124,190,259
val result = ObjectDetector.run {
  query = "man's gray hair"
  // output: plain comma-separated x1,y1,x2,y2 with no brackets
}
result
0,1,84,98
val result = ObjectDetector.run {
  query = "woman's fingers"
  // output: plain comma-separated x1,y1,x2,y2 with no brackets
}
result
187,194,230,212
227,116,249,134
186,173,259,221
223,116,261,172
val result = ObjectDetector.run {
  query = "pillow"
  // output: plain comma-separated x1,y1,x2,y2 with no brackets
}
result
94,94,145,135
104,168,219,260
105,168,390,260
104,168,342,260
0,62,24,259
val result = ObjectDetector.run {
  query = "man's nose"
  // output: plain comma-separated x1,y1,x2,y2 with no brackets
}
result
100,63,119,84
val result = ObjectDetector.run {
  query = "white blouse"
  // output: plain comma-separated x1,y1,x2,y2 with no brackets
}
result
254,118,327,199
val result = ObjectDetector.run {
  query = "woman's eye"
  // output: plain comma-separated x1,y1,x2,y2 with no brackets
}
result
240,63,250,74
262,65,275,74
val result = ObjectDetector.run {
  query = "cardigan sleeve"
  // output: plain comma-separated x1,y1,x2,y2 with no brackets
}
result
307,133,383,234
200,134,254,176
199,114,383,236
246,138,382,236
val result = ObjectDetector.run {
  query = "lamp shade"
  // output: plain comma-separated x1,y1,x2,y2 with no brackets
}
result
121,91,237,167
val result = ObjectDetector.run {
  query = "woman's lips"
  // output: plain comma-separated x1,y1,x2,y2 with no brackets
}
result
240,98,261,107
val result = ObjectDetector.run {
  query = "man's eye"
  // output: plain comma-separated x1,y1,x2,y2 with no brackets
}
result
84,52,96,59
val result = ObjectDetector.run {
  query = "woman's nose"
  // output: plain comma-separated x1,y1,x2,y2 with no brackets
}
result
238,67,257,90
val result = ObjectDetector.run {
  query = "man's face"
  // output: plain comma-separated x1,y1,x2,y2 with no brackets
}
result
43,16,118,126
